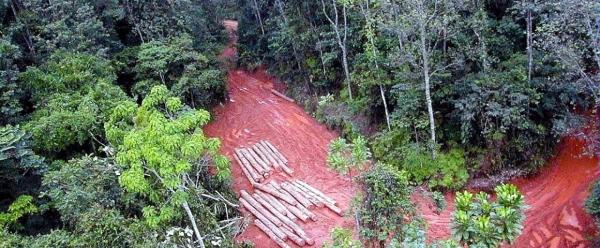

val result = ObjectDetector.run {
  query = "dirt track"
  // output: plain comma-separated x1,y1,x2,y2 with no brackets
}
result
420,136,599,247
205,21,356,247
210,20,599,248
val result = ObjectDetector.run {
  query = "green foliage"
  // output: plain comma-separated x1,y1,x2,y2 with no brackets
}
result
22,52,129,154
0,195,38,229
452,184,526,247
356,165,414,247
0,39,23,125
133,34,226,108
327,136,371,174
0,125,46,179
324,227,361,248
397,145,468,191
105,85,231,228
585,180,600,229
42,156,123,226
432,191,446,214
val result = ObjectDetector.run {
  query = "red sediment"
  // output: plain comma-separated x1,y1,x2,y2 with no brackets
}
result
419,136,599,247
204,20,356,248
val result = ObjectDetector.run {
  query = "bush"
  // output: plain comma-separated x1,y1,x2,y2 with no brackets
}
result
452,184,525,247
327,136,371,174
401,145,468,191
356,165,414,247
324,227,360,248
585,180,600,229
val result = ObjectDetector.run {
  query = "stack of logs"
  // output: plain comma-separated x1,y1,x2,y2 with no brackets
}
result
239,180,343,248
233,140,293,183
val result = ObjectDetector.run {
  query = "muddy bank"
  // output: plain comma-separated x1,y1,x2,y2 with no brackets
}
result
204,68,357,247
420,136,599,247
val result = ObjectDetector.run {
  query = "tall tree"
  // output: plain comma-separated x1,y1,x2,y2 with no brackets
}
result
383,0,460,157
358,0,392,131
105,85,231,248
322,0,354,100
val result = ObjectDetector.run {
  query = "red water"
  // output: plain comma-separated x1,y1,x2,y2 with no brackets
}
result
204,21,356,247
211,20,599,248
420,137,599,247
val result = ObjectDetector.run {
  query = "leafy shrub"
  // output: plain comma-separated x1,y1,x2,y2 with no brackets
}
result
0,195,38,229
315,94,369,138
585,180,600,229
327,136,371,174
452,184,525,247
401,145,468,190
371,128,411,168
356,165,414,247
324,227,360,248
432,191,446,214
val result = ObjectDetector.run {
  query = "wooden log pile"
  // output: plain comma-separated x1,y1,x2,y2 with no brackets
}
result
239,179,342,247
234,140,294,184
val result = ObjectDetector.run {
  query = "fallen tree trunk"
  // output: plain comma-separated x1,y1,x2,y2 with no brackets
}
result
295,180,337,205
255,183,296,205
262,140,288,164
257,191,294,220
290,182,324,208
235,151,264,182
254,219,290,248
283,202,309,222
279,225,306,247
233,153,257,184
271,89,295,103
270,182,317,221
255,143,282,171
247,147,270,172
240,198,287,240
240,190,284,227
281,182,314,209
238,149,267,176
251,145,272,169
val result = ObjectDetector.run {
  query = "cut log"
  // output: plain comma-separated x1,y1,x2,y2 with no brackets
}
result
271,89,295,103
233,153,257,184
254,183,296,205
247,147,270,172
256,142,284,170
240,190,283,227
251,193,313,246
279,225,306,247
281,182,314,209
290,182,324,208
293,181,342,216
270,182,317,221
254,219,290,248
234,151,264,183
262,140,288,164
295,180,337,206
254,143,282,171
234,149,264,179
253,193,293,223
251,145,272,168
257,191,296,221
258,189,302,221
281,164,294,176
238,148,267,176
239,198,287,240
283,202,309,222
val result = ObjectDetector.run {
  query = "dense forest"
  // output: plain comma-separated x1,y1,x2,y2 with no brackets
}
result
0,0,599,247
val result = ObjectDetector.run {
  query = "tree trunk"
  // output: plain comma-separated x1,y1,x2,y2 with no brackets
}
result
252,0,265,35
321,0,353,100
527,6,533,84
419,21,437,158
182,201,205,248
